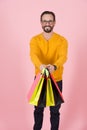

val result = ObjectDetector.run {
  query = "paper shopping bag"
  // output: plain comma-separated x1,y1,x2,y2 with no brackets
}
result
37,69,64,107
27,68,64,107
46,77,55,106
29,75,45,106
27,69,46,106
27,73,41,101
50,73,64,105
37,69,55,107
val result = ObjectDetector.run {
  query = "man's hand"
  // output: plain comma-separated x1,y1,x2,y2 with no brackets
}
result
46,64,55,73
40,64,57,73
40,64,46,71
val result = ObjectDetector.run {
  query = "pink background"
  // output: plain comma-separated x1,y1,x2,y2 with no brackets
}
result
0,0,87,130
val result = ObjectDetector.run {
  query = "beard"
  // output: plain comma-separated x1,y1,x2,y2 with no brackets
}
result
42,26,54,33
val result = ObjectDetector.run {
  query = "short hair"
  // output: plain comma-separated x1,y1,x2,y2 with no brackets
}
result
40,11,56,22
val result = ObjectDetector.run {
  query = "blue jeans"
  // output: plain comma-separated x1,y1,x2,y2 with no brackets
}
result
33,80,62,130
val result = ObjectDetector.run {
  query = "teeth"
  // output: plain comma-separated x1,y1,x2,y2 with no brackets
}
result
45,27,50,29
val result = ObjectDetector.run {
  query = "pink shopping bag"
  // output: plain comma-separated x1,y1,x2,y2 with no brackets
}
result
27,73,41,101
50,73,64,102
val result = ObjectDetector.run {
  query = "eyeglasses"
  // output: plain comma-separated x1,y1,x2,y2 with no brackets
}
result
41,20,54,24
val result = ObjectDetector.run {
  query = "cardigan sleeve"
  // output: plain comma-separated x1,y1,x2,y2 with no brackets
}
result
29,38,42,69
54,39,68,67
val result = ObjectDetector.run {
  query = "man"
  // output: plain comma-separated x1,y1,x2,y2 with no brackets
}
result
29,11,68,130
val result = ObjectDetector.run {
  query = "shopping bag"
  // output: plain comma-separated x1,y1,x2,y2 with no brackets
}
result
50,73,64,105
27,73,41,101
46,76,55,106
27,69,46,106
37,69,55,107
29,76,45,106
37,69,64,107
36,76,47,107
27,68,64,107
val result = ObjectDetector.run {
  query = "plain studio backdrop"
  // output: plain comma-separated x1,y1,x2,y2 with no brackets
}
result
0,0,87,130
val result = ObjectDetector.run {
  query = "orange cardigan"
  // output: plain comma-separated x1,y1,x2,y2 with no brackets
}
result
29,32,68,81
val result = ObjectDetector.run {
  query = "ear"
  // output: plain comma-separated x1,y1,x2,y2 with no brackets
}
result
54,21,56,26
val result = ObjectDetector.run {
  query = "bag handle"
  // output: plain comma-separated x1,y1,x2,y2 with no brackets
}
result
41,68,50,78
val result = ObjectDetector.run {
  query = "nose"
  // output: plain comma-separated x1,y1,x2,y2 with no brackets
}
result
45,22,50,25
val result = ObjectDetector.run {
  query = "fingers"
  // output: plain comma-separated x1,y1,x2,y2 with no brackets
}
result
40,64,46,71
40,64,55,73
46,64,54,73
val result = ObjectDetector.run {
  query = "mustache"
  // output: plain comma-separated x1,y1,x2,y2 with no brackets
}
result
44,26,52,28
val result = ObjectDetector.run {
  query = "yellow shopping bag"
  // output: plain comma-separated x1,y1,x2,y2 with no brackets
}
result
46,77,55,106
29,75,45,106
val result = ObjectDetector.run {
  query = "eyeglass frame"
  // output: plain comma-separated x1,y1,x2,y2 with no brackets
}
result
41,20,55,24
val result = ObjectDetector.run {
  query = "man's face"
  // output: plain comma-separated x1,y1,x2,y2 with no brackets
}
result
41,14,55,33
